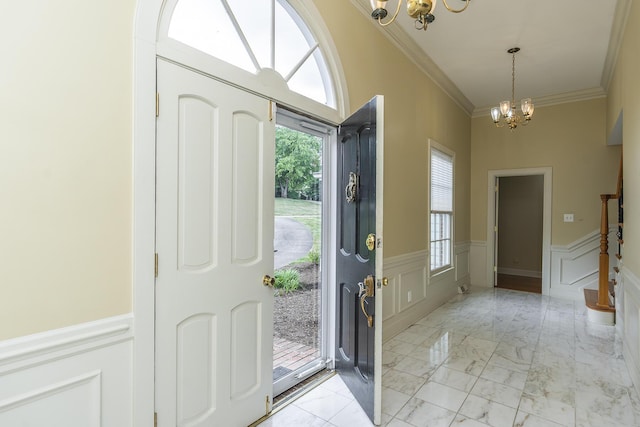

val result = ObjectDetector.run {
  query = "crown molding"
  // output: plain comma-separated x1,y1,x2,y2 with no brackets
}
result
349,0,474,116
471,87,607,118
601,0,632,92
349,0,626,120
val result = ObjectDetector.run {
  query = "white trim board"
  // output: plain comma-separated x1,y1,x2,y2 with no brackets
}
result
382,243,470,340
470,227,618,301
621,266,640,401
0,315,134,426
549,227,617,300
486,168,552,295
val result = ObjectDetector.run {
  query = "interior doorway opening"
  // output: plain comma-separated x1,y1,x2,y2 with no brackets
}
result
495,175,544,294
487,167,552,295
272,109,332,398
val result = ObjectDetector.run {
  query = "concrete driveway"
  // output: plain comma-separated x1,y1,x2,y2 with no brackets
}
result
274,217,313,269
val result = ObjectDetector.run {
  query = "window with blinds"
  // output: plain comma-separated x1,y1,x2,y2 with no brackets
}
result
430,146,454,273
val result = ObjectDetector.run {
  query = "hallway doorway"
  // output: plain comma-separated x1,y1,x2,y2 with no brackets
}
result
487,167,552,295
496,175,544,294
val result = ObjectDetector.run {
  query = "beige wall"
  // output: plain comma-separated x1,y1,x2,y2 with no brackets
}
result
0,2,135,340
497,175,543,273
471,98,621,246
0,0,472,340
314,0,471,256
608,0,640,279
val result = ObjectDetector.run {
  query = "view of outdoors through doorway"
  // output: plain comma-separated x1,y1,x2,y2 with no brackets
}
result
272,122,326,397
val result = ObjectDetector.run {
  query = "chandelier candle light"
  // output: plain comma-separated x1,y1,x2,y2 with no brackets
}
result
491,47,534,130
370,0,470,31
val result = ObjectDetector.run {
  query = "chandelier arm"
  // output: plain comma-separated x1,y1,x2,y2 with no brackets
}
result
377,0,404,26
441,0,470,13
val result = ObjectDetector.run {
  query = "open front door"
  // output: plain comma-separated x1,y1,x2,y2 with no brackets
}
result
155,58,275,427
335,96,384,424
493,177,499,286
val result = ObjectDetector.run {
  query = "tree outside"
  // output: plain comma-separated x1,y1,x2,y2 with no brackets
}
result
275,126,321,200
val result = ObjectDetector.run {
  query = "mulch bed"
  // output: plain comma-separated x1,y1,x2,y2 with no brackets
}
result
273,262,321,347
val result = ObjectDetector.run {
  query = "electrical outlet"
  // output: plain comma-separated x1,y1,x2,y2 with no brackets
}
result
564,213,574,222
407,290,412,303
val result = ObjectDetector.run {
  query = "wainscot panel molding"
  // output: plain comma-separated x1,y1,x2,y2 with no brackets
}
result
0,314,133,426
383,243,470,340
550,227,617,300
469,241,488,288
622,266,640,401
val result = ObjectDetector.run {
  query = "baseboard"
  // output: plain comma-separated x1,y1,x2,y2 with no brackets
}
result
0,314,134,426
497,268,542,278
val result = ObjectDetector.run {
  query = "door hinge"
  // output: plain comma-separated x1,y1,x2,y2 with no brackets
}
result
493,266,497,272
154,412,158,427
494,225,498,232
265,395,271,415
268,100,273,122
156,92,160,117
154,253,159,278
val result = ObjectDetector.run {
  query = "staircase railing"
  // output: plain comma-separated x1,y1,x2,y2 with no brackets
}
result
597,153,623,309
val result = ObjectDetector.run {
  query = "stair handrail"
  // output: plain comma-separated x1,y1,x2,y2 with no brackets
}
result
597,152,623,308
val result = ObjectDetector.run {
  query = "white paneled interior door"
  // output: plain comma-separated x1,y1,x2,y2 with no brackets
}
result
155,58,275,427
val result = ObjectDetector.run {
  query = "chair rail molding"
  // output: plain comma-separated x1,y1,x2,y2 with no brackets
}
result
550,226,617,300
0,314,134,426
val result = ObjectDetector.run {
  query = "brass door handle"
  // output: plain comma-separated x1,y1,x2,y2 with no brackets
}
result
358,275,375,328
263,275,275,287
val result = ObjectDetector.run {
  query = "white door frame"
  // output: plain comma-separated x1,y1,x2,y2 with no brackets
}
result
132,2,350,425
486,167,552,295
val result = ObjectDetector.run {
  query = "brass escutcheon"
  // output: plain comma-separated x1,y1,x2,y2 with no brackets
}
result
263,275,275,287
366,233,376,251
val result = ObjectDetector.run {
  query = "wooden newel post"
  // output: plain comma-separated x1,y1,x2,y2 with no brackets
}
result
598,194,611,308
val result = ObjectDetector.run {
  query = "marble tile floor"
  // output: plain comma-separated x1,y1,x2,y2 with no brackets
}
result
257,288,640,427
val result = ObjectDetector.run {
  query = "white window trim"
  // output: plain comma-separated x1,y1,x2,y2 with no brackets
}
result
155,0,349,124
428,139,455,277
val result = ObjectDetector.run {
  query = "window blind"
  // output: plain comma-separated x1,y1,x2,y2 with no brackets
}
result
431,149,453,212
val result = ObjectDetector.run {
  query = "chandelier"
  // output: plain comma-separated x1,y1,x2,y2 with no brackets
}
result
370,0,470,31
491,47,534,130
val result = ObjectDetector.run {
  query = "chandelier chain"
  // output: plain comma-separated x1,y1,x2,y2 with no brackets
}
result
511,51,516,106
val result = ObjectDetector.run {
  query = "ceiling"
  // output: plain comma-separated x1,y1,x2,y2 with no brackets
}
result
351,0,630,117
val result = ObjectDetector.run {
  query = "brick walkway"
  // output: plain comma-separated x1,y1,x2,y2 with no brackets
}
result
273,337,319,375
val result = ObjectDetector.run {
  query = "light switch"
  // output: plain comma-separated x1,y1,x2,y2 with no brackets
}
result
564,213,574,222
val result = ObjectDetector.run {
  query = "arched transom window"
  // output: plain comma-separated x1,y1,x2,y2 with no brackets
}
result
165,0,336,108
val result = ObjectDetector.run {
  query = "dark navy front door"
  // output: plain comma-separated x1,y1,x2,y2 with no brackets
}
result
335,97,377,422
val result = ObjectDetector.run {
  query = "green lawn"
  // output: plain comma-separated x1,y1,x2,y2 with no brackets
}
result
274,197,320,216
275,197,321,258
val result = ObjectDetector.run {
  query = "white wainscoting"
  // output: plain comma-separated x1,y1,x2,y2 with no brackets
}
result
621,266,640,400
470,241,489,288
0,314,134,426
549,227,617,300
382,242,470,340
469,228,617,300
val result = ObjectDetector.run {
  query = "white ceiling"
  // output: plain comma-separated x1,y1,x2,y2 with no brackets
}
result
351,0,630,117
